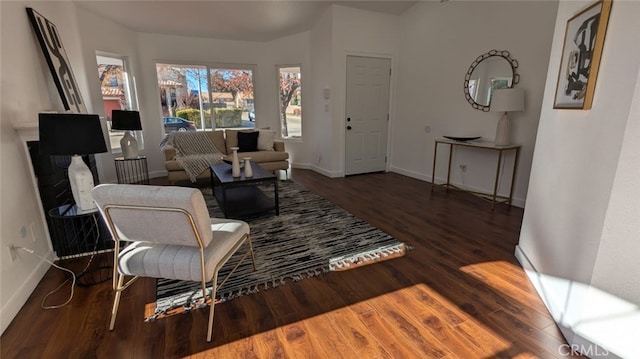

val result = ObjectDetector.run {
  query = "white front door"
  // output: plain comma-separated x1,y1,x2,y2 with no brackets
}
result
345,56,391,175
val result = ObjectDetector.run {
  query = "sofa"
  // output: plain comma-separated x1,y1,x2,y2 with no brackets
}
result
163,129,289,184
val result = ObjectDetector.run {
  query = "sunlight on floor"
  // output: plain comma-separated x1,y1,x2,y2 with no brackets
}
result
464,259,640,358
523,270,640,359
243,283,516,358
191,276,609,358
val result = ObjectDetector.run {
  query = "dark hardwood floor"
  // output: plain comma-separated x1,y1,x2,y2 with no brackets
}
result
1,169,579,358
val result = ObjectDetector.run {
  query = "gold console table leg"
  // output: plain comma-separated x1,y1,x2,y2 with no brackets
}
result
430,139,521,210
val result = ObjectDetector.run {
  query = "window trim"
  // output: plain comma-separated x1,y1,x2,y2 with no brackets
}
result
154,60,258,131
96,51,142,154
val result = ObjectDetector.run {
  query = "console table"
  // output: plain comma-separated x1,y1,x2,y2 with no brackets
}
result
431,139,521,209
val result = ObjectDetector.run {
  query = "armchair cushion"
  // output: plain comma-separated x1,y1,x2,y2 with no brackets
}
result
118,218,249,282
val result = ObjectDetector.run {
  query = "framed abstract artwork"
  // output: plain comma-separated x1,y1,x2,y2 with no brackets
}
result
26,7,87,113
553,0,612,110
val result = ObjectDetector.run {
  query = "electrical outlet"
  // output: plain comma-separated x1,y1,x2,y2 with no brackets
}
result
7,245,17,262
30,222,38,243
19,225,27,239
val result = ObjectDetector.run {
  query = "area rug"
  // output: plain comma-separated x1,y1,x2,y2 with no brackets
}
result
147,181,409,321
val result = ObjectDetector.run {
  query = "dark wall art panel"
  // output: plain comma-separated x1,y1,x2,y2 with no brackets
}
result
26,7,87,113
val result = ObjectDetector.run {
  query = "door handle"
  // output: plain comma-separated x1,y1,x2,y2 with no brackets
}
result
347,126,352,130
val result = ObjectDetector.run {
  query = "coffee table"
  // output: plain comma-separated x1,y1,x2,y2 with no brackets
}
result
209,161,279,218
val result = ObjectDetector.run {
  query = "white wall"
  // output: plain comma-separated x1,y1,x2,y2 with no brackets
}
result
591,63,640,305
302,6,334,175
263,31,312,168
300,5,401,177
74,6,143,183
0,0,84,334
392,1,558,207
328,6,401,176
517,1,640,356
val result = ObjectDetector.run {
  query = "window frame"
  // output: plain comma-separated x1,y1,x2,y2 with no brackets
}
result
155,60,258,132
96,51,141,153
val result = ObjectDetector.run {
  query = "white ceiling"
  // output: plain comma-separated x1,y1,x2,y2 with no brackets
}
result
74,1,419,42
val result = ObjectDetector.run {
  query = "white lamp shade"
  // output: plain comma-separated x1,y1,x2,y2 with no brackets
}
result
491,88,525,112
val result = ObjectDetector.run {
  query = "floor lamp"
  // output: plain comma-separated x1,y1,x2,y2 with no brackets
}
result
111,110,142,159
39,113,108,212
491,88,524,146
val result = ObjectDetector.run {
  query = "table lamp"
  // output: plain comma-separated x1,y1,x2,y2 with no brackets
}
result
111,110,142,159
491,88,524,146
39,113,108,212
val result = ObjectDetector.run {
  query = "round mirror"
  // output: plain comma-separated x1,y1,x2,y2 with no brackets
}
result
464,50,520,111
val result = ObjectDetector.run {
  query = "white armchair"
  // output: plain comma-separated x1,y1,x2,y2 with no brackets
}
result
92,184,256,342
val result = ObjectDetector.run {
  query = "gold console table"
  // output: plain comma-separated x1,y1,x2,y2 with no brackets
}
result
431,139,521,209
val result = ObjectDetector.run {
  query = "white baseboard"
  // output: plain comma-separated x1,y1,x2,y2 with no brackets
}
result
388,166,432,182
451,180,525,208
293,164,526,206
0,250,54,335
291,162,312,170
149,169,167,179
389,166,525,208
292,162,342,178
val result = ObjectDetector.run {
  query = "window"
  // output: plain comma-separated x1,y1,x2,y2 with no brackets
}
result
277,66,302,138
155,63,256,132
96,53,141,152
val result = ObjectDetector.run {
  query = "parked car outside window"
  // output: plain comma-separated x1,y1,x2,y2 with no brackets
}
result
163,117,196,133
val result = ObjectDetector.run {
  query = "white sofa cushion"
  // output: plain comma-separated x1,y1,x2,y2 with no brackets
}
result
257,130,276,151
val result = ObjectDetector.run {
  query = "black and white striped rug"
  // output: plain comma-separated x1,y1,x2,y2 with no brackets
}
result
150,181,409,321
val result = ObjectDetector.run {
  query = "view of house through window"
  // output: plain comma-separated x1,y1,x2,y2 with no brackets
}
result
155,63,256,133
278,66,302,138
96,53,140,152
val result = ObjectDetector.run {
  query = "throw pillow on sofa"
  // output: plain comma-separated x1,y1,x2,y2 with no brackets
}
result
257,130,276,151
225,129,253,153
237,131,259,152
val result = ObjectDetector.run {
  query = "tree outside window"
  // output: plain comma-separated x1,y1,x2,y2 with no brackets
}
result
278,66,302,138
155,63,256,131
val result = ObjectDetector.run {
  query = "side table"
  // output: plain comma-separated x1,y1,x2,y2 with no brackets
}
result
47,204,113,285
114,156,149,184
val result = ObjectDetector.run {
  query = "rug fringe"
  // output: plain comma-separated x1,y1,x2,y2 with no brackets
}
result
147,242,412,321
216,265,330,304
328,243,407,271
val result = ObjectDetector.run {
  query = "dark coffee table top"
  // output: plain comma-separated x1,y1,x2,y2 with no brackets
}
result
210,161,275,184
